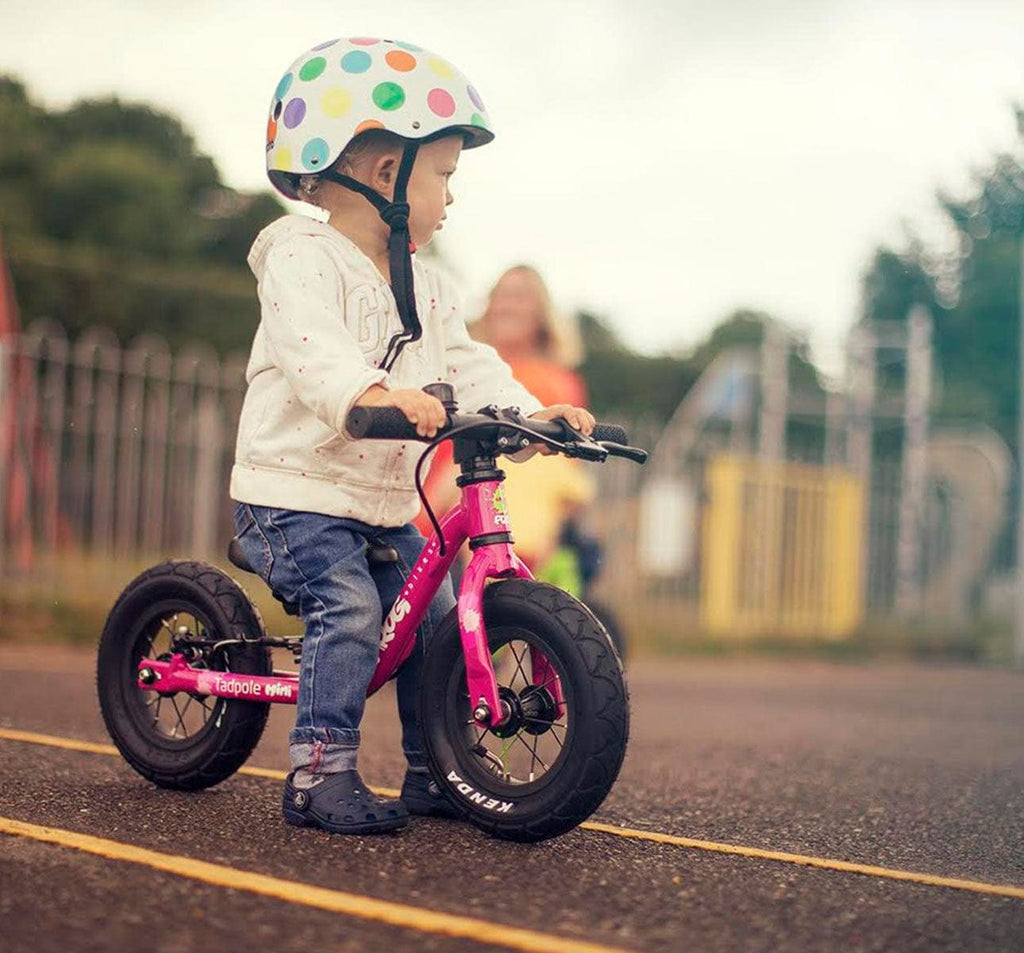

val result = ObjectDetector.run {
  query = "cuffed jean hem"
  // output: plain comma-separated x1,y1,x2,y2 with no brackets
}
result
289,733,360,775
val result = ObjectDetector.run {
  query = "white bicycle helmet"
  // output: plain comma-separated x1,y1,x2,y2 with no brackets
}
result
266,37,493,199
264,37,494,370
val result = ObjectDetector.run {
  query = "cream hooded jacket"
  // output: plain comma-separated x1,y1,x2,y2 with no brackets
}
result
230,215,542,526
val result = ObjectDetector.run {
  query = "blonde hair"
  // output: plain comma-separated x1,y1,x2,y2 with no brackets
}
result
473,264,583,367
297,129,406,202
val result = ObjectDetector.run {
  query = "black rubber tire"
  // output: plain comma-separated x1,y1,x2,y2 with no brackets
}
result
419,579,629,842
582,596,627,662
96,560,272,791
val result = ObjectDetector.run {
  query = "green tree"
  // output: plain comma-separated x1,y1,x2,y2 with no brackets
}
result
577,310,699,424
858,106,1024,452
577,307,824,435
0,77,283,352
0,77,48,236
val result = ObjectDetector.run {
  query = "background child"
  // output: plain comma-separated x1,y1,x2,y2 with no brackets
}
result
230,36,593,835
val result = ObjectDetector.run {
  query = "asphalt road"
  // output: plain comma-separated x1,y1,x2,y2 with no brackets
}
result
1,643,1022,953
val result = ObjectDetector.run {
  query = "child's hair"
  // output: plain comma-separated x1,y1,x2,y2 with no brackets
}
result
297,129,406,200
473,265,584,368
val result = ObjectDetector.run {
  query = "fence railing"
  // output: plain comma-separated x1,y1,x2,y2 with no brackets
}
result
1,322,245,572
1,323,1012,646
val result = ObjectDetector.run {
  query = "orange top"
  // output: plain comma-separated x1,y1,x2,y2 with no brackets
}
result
412,360,588,540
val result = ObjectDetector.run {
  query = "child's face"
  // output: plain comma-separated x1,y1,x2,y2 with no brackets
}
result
406,135,463,248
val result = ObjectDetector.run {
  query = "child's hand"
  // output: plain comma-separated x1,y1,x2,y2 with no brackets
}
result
528,404,596,455
530,404,596,436
356,385,447,437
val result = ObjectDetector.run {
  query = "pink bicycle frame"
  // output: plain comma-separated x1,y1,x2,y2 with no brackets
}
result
137,476,555,728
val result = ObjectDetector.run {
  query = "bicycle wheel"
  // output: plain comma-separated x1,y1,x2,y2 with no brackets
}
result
581,596,627,661
419,579,629,842
97,560,272,790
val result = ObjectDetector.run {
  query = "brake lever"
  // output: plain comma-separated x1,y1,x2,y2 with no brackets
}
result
599,442,649,465
562,441,608,462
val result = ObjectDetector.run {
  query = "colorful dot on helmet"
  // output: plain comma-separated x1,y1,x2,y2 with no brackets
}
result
272,146,293,171
301,138,330,170
396,41,422,52
312,38,339,51
354,119,385,135
372,82,405,111
385,50,417,72
468,85,485,111
350,37,379,46
427,88,456,118
299,57,327,82
322,88,352,119
428,57,454,79
283,98,306,129
341,50,372,73
275,74,293,100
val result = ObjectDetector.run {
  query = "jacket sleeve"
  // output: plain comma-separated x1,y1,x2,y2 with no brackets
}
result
436,275,543,416
256,236,388,434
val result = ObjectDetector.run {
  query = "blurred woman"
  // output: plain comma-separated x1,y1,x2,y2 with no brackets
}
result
415,264,593,574
469,266,594,575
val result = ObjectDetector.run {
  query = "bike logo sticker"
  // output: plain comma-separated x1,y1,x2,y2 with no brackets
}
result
380,597,412,651
212,676,296,701
491,485,511,528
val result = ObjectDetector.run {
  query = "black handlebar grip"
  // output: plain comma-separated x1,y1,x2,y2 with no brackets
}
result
592,423,628,445
346,406,422,440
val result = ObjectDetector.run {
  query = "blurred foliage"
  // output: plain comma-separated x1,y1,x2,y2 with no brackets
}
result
577,310,699,423
0,75,283,352
578,307,825,435
859,105,1024,454
1,74,825,428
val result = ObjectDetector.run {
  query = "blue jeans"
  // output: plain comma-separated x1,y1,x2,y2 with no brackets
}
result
232,503,456,775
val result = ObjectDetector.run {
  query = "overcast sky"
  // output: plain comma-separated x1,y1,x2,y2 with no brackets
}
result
2,0,1022,375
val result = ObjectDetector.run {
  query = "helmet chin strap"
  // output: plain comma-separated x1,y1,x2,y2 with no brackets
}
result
322,143,421,372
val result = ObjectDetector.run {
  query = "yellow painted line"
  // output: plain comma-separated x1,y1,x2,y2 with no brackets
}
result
0,728,399,792
583,822,1024,901
0,727,121,756
4,727,1024,901
0,816,635,953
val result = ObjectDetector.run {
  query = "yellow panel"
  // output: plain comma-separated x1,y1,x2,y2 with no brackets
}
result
699,454,865,639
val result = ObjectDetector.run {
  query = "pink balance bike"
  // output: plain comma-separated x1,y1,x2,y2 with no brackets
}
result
96,385,647,842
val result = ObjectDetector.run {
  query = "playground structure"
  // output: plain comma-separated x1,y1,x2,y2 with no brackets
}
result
605,308,1013,641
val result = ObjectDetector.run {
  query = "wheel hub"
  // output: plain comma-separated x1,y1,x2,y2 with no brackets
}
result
487,684,559,738
489,686,525,738
519,686,558,736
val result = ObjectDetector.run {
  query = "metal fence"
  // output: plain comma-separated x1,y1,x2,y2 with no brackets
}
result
0,322,1014,645
0,322,245,573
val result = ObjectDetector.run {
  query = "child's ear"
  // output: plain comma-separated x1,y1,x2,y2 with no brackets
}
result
371,153,399,199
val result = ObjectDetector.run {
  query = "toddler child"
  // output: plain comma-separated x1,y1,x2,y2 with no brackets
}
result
230,36,594,834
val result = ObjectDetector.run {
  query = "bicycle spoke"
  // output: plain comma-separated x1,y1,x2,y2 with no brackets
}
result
520,672,561,698
169,695,189,738
512,730,551,775
508,642,530,687
160,613,179,639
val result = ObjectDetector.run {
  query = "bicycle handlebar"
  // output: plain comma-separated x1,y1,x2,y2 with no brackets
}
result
345,405,647,464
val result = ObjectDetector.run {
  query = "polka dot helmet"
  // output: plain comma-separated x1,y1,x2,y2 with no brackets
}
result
266,37,494,199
